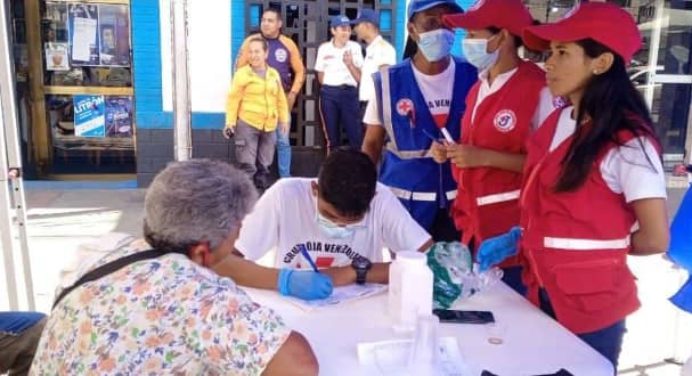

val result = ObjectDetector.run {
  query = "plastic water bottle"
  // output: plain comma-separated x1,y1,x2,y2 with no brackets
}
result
389,251,434,332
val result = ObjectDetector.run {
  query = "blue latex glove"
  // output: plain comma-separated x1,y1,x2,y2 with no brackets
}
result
277,268,333,300
476,226,522,272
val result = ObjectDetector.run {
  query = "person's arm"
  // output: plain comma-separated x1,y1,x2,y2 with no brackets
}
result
276,74,290,133
284,36,305,103
263,331,319,376
212,253,280,290
600,137,669,255
630,198,669,255
235,36,252,70
225,72,246,128
321,239,432,285
314,44,325,86
362,125,385,165
343,47,361,82
445,144,525,173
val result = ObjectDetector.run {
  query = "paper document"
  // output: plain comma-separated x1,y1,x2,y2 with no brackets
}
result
357,337,471,376
285,283,387,310
72,17,97,62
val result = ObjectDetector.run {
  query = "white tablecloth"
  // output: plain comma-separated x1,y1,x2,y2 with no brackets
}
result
246,283,613,376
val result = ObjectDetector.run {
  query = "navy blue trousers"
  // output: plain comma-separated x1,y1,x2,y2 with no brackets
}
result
539,289,625,370
319,85,362,152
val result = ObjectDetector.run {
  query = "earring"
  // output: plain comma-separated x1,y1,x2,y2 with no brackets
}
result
593,70,599,75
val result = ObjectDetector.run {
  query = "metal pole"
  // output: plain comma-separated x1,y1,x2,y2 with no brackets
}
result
170,0,192,161
0,0,35,310
645,0,664,108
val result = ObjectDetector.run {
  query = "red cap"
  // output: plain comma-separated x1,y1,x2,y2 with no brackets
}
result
442,0,533,37
523,2,642,64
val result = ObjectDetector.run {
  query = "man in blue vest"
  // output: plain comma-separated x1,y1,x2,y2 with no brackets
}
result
361,0,476,241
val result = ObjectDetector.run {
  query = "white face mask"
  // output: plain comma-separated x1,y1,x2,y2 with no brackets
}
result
462,38,499,71
314,200,365,239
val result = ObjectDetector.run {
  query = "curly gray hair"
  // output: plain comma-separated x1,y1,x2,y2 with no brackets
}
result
143,159,257,252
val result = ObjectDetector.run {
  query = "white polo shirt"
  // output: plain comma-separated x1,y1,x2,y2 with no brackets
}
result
360,35,396,102
314,40,363,87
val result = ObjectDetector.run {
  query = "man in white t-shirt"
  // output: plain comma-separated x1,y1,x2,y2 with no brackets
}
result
216,149,433,294
352,9,397,104
315,15,364,152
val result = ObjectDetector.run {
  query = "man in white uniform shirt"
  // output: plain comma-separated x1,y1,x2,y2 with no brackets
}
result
352,9,397,105
315,15,364,152
216,149,433,293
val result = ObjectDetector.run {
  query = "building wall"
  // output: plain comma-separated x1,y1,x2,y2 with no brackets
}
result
131,0,471,186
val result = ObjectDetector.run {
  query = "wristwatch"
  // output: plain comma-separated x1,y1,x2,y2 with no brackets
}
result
351,256,372,285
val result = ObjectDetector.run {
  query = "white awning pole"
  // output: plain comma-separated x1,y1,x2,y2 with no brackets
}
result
170,0,192,161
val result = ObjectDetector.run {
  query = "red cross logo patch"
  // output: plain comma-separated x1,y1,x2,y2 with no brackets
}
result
396,98,414,117
494,109,517,133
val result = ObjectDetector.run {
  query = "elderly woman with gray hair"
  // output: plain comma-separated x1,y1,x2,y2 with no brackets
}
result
31,159,318,375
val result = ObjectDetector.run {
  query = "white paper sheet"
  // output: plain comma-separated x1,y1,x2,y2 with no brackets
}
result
357,337,472,376
284,283,387,311
71,17,97,62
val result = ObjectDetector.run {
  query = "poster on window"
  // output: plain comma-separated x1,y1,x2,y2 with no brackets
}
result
74,95,106,137
105,96,133,137
45,43,70,71
68,4,99,66
98,4,131,66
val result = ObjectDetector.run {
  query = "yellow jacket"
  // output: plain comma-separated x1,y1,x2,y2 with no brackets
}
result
225,66,288,132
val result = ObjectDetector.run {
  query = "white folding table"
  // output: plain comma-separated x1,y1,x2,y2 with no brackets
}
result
246,282,613,376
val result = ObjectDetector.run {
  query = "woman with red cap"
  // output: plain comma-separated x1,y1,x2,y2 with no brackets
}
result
477,2,669,367
431,0,553,295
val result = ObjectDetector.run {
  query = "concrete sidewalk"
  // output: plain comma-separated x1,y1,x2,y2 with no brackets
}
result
1,178,691,375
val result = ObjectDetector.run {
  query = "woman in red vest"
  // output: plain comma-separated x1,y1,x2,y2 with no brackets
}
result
432,0,553,294
477,2,669,368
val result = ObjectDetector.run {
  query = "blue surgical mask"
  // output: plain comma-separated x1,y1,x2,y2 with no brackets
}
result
417,29,455,62
462,38,499,71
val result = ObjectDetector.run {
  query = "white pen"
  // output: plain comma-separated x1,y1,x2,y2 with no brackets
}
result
440,127,455,144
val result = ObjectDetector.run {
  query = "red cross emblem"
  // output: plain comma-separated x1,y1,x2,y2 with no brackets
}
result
396,98,414,117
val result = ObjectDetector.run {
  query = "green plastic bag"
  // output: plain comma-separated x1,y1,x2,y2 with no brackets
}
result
426,241,473,309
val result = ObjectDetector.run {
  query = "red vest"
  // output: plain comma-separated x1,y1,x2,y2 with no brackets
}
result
452,61,545,265
520,109,648,334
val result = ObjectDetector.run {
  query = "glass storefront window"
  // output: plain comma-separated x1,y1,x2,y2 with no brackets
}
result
41,2,132,87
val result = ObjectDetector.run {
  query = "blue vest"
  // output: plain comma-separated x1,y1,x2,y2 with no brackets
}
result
373,57,476,208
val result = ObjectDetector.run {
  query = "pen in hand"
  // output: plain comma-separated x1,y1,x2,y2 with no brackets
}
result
299,244,320,273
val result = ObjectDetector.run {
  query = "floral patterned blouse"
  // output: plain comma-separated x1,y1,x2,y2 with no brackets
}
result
31,238,291,375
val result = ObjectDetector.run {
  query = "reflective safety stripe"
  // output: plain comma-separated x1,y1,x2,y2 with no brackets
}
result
389,187,457,202
385,145,430,160
380,66,399,152
543,236,631,250
476,189,521,206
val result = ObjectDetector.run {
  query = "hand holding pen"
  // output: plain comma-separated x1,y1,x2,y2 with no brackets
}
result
276,244,333,300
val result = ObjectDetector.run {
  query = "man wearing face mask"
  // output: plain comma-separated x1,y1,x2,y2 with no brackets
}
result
215,149,433,295
361,0,477,242
430,0,554,294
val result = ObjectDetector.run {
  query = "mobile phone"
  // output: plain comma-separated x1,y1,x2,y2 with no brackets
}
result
432,309,495,324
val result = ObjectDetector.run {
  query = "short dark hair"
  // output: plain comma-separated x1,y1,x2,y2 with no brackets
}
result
317,148,377,217
263,7,281,19
248,37,268,51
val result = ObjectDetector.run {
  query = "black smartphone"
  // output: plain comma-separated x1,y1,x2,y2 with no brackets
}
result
432,309,495,324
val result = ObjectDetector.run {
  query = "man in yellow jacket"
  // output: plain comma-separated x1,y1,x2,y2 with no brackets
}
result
225,37,289,191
